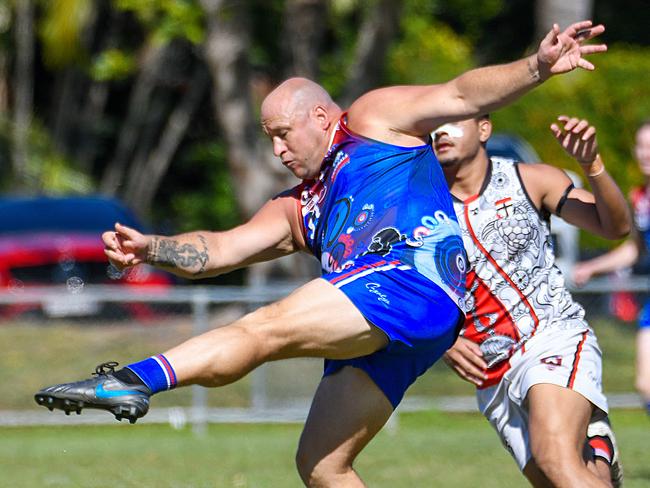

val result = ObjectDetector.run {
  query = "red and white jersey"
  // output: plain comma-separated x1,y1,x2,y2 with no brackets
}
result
454,158,589,388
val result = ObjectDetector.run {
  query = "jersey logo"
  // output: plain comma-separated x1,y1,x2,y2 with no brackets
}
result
495,197,513,219
541,355,563,369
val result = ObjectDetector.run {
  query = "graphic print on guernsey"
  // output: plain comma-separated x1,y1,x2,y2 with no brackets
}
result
297,114,467,349
454,158,590,387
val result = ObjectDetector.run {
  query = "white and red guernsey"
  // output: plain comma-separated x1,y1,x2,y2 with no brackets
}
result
453,158,588,388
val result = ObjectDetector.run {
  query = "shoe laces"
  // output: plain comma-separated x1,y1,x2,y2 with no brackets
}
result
93,361,119,376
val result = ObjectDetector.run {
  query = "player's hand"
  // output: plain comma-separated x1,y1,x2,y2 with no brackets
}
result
537,21,607,80
571,262,595,287
443,336,488,387
550,115,600,169
102,222,152,270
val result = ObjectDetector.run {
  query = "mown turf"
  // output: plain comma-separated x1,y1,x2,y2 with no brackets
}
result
1,409,647,488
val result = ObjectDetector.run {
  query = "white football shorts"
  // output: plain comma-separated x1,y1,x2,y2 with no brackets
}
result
476,327,608,470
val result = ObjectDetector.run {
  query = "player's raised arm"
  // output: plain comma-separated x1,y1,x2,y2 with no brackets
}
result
102,195,300,279
539,115,631,240
349,21,606,142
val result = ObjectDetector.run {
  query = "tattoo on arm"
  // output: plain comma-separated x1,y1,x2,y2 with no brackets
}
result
147,236,210,275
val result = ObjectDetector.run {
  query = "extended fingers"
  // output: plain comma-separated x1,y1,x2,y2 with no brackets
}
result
573,23,605,42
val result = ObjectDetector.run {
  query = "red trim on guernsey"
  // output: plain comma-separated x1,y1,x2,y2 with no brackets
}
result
567,331,588,389
462,197,540,335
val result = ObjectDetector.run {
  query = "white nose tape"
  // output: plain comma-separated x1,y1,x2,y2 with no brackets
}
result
432,123,464,139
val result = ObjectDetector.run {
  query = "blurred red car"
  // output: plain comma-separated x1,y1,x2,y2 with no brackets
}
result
0,196,174,319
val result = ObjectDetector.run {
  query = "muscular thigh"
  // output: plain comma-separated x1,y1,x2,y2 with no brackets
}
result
242,278,389,361
527,384,593,453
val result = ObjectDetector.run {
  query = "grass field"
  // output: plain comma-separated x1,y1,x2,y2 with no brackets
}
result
1,409,648,488
1,309,648,486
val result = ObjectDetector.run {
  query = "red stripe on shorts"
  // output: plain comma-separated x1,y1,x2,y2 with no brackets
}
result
567,330,588,389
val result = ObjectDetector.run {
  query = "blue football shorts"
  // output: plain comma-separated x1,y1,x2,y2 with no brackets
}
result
322,263,463,408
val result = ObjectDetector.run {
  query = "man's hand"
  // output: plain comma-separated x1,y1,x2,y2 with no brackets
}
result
102,222,151,270
550,115,603,175
443,336,488,387
572,262,595,287
536,21,607,80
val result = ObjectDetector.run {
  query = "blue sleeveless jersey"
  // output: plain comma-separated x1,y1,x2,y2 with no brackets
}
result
298,116,466,349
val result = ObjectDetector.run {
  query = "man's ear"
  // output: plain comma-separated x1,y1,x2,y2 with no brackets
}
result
478,118,492,143
312,105,329,129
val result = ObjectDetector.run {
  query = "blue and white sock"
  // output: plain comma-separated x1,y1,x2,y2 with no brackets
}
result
125,354,178,394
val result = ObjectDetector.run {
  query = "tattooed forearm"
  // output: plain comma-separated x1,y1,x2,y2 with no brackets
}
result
147,236,210,275
196,235,209,275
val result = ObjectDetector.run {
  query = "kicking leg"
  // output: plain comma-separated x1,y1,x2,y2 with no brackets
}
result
35,279,388,422
164,278,388,386
295,366,393,487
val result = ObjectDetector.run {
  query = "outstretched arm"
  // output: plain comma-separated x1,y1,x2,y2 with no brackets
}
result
572,238,640,286
103,195,300,279
349,21,606,142
542,115,631,240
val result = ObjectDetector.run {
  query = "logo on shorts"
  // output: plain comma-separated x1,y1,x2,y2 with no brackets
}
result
541,355,563,370
366,282,390,307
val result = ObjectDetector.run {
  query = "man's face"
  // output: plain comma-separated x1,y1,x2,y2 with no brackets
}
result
635,125,650,177
431,118,487,166
262,108,327,180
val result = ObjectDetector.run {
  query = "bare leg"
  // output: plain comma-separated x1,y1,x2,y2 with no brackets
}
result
527,384,609,488
586,458,614,487
523,459,552,487
636,328,650,410
164,279,389,387
296,367,394,487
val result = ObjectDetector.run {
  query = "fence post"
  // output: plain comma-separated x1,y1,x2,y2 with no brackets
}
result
191,288,210,436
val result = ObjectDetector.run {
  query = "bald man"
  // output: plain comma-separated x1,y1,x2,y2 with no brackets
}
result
35,22,606,487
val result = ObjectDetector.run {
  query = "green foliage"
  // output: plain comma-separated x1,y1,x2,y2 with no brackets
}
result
115,0,205,45
162,141,241,233
490,45,650,250
38,0,93,68
22,119,95,194
90,48,136,81
0,115,93,194
387,17,472,85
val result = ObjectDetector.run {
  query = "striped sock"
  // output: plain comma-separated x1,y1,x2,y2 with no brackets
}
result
588,436,614,464
125,354,177,394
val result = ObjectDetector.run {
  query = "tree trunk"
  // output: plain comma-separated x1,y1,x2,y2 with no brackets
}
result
535,0,593,39
339,0,402,108
0,48,8,115
201,0,317,284
282,0,327,80
99,41,167,196
12,0,35,191
124,66,211,218
200,0,278,219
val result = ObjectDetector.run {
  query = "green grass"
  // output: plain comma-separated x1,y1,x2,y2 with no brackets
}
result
1,315,647,487
1,409,648,488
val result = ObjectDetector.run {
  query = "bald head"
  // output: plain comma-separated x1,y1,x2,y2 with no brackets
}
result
261,77,336,123
260,78,342,180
